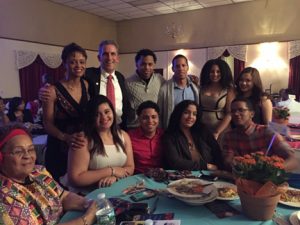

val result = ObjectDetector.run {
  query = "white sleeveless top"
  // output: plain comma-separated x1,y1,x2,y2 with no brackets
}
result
89,134,127,169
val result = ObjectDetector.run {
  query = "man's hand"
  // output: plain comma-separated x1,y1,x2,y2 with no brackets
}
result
70,132,86,150
39,83,52,102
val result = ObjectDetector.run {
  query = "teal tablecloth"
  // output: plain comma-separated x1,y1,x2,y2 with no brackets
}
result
60,174,298,225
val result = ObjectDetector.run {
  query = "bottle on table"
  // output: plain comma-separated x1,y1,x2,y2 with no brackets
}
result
95,193,116,225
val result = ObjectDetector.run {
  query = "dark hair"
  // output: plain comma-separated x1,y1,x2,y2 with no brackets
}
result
136,101,160,116
135,49,157,64
235,67,265,103
61,42,87,63
231,97,255,111
200,59,233,88
0,123,31,151
84,95,125,156
172,54,188,67
98,40,119,55
167,100,201,133
8,97,24,116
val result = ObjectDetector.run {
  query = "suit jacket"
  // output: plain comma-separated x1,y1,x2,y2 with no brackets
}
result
84,67,129,130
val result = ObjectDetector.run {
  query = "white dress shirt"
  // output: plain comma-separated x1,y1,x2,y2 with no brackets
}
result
99,70,123,124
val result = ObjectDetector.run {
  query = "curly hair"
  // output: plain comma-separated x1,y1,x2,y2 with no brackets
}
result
61,42,87,63
200,59,233,89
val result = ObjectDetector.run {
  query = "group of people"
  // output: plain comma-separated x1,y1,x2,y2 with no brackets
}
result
0,39,298,224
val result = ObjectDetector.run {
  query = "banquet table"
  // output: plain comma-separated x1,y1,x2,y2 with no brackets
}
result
59,173,299,225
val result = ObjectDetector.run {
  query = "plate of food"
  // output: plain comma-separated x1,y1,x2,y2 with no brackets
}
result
280,187,300,208
167,178,216,199
213,181,239,200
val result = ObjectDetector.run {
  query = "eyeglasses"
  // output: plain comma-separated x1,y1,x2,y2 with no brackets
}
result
231,108,250,114
6,146,36,158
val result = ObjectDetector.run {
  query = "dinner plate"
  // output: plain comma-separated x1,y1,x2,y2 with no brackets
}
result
290,134,300,140
167,178,215,199
175,188,218,206
213,181,239,201
289,211,300,225
279,187,300,208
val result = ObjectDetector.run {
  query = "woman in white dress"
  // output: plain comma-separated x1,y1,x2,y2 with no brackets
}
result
66,95,134,191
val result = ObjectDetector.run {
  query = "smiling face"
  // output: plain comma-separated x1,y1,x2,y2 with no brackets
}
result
139,108,159,136
231,101,254,128
136,55,155,80
180,104,197,129
98,44,119,74
238,73,254,96
95,103,114,131
1,134,36,182
64,51,86,78
172,57,189,80
209,64,221,83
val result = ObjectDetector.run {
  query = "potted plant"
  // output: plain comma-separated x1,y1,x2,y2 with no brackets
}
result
272,107,290,125
233,152,288,220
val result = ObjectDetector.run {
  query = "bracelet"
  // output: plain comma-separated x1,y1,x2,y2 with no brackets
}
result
109,166,115,176
81,216,88,225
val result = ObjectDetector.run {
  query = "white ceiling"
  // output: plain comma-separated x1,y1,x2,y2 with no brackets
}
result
48,0,255,21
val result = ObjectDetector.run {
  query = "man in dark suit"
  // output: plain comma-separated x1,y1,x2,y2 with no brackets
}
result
85,40,129,130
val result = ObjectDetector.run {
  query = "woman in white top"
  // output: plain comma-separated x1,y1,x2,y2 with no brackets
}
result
67,95,134,189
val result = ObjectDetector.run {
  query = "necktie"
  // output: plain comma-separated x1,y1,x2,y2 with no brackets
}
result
106,74,115,108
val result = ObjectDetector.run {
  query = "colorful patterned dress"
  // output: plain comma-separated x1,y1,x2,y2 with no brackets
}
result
0,166,64,225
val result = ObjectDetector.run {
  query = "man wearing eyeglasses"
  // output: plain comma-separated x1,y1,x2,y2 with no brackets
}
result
222,97,297,172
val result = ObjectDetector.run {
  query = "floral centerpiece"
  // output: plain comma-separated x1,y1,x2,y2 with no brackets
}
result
272,107,290,124
233,152,288,220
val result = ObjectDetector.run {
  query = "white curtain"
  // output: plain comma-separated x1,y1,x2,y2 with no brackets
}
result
15,50,62,69
207,45,247,61
288,40,300,59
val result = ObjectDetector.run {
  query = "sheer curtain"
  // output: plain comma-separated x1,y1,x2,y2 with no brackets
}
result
208,45,247,81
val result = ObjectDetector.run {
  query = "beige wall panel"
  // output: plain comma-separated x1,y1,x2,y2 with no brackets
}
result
117,0,300,53
0,0,116,50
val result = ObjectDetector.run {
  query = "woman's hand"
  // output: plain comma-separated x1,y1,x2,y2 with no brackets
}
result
207,163,218,171
98,176,117,187
69,132,86,150
113,167,129,179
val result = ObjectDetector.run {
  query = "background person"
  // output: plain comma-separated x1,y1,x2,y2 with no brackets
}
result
158,55,199,129
42,43,89,181
199,59,235,140
128,101,164,174
235,67,272,125
65,95,134,193
126,49,165,128
0,96,9,126
0,124,97,225
163,100,224,170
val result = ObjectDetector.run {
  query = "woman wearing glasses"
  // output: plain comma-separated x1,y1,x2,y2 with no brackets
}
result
0,123,97,225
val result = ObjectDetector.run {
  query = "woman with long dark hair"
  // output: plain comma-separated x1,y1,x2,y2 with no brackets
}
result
163,100,224,170
235,67,272,124
65,95,134,192
199,59,235,139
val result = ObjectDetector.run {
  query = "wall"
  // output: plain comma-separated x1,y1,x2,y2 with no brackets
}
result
0,38,99,98
117,0,300,53
0,0,116,50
